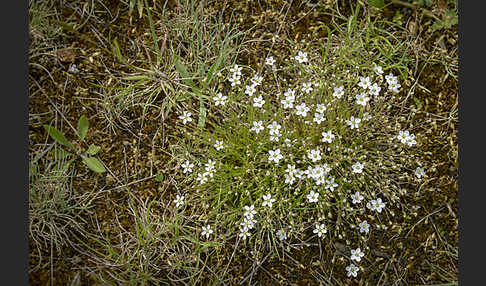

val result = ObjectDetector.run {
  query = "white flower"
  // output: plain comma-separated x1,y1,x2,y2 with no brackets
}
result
181,160,194,173
346,264,359,277
295,103,310,117
239,227,251,239
214,140,224,151
350,248,364,262
265,56,276,66
363,112,372,121
213,92,227,106
397,130,410,143
368,82,381,96
294,50,308,63
388,81,401,93
321,130,335,143
333,86,345,98
307,190,319,203
173,194,185,208
373,62,383,75
356,92,370,106
245,84,257,96
352,162,364,174
229,64,242,76
267,121,281,135
284,88,295,98
385,72,398,85
262,194,276,208
307,149,322,163
284,173,296,184
251,74,263,86
346,116,361,129
253,95,265,108
179,111,192,124
415,167,426,179
324,177,338,192
313,112,325,124
269,132,281,142
315,103,327,114
367,197,386,213
205,159,216,173
268,149,283,164
302,82,313,94
405,134,417,146
240,217,255,230
359,220,370,234
196,172,209,184
281,97,294,109
228,73,241,86
285,164,297,175
358,76,371,90
201,225,213,239
251,121,264,134
243,205,257,218
284,138,291,147
276,229,287,241
313,223,327,237
351,191,364,204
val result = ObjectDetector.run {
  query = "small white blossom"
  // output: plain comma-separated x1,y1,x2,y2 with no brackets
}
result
324,177,338,192
359,220,370,234
240,217,255,230
229,64,242,76
346,264,359,277
214,140,224,151
201,225,213,239
251,121,264,134
302,82,313,94
228,72,241,86
245,84,257,96
173,194,185,208
358,76,371,90
213,92,227,106
281,96,295,109
253,95,265,108
179,111,192,124
181,160,194,174
265,56,276,66
284,88,295,98
373,63,384,75
284,173,296,184
316,103,327,114
352,162,364,174
239,227,250,239
356,92,370,106
294,50,308,63
388,81,401,93
250,74,263,86
205,159,216,173
321,130,335,143
368,82,381,96
351,191,364,204
313,112,325,124
267,121,281,135
196,172,209,184
276,229,287,241
307,149,322,163
268,149,283,164
262,194,276,208
415,167,426,179
350,248,364,262
367,197,386,213
333,86,345,98
385,72,398,85
243,205,257,219
313,223,327,237
346,116,361,129
307,190,319,203
295,103,310,117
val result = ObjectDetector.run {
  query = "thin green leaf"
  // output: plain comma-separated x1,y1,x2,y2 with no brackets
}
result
198,101,207,128
174,54,195,87
82,156,106,173
77,115,89,141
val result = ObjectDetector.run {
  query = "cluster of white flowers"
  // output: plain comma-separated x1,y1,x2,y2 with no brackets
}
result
397,130,417,146
239,205,258,240
196,159,217,184
228,64,242,86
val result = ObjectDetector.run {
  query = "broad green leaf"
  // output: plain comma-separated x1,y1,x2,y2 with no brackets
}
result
77,115,89,141
44,125,74,149
369,0,385,9
86,144,101,155
155,173,164,182
82,156,106,173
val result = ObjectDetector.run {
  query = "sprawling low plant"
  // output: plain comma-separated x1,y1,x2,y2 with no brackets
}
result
169,10,427,282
